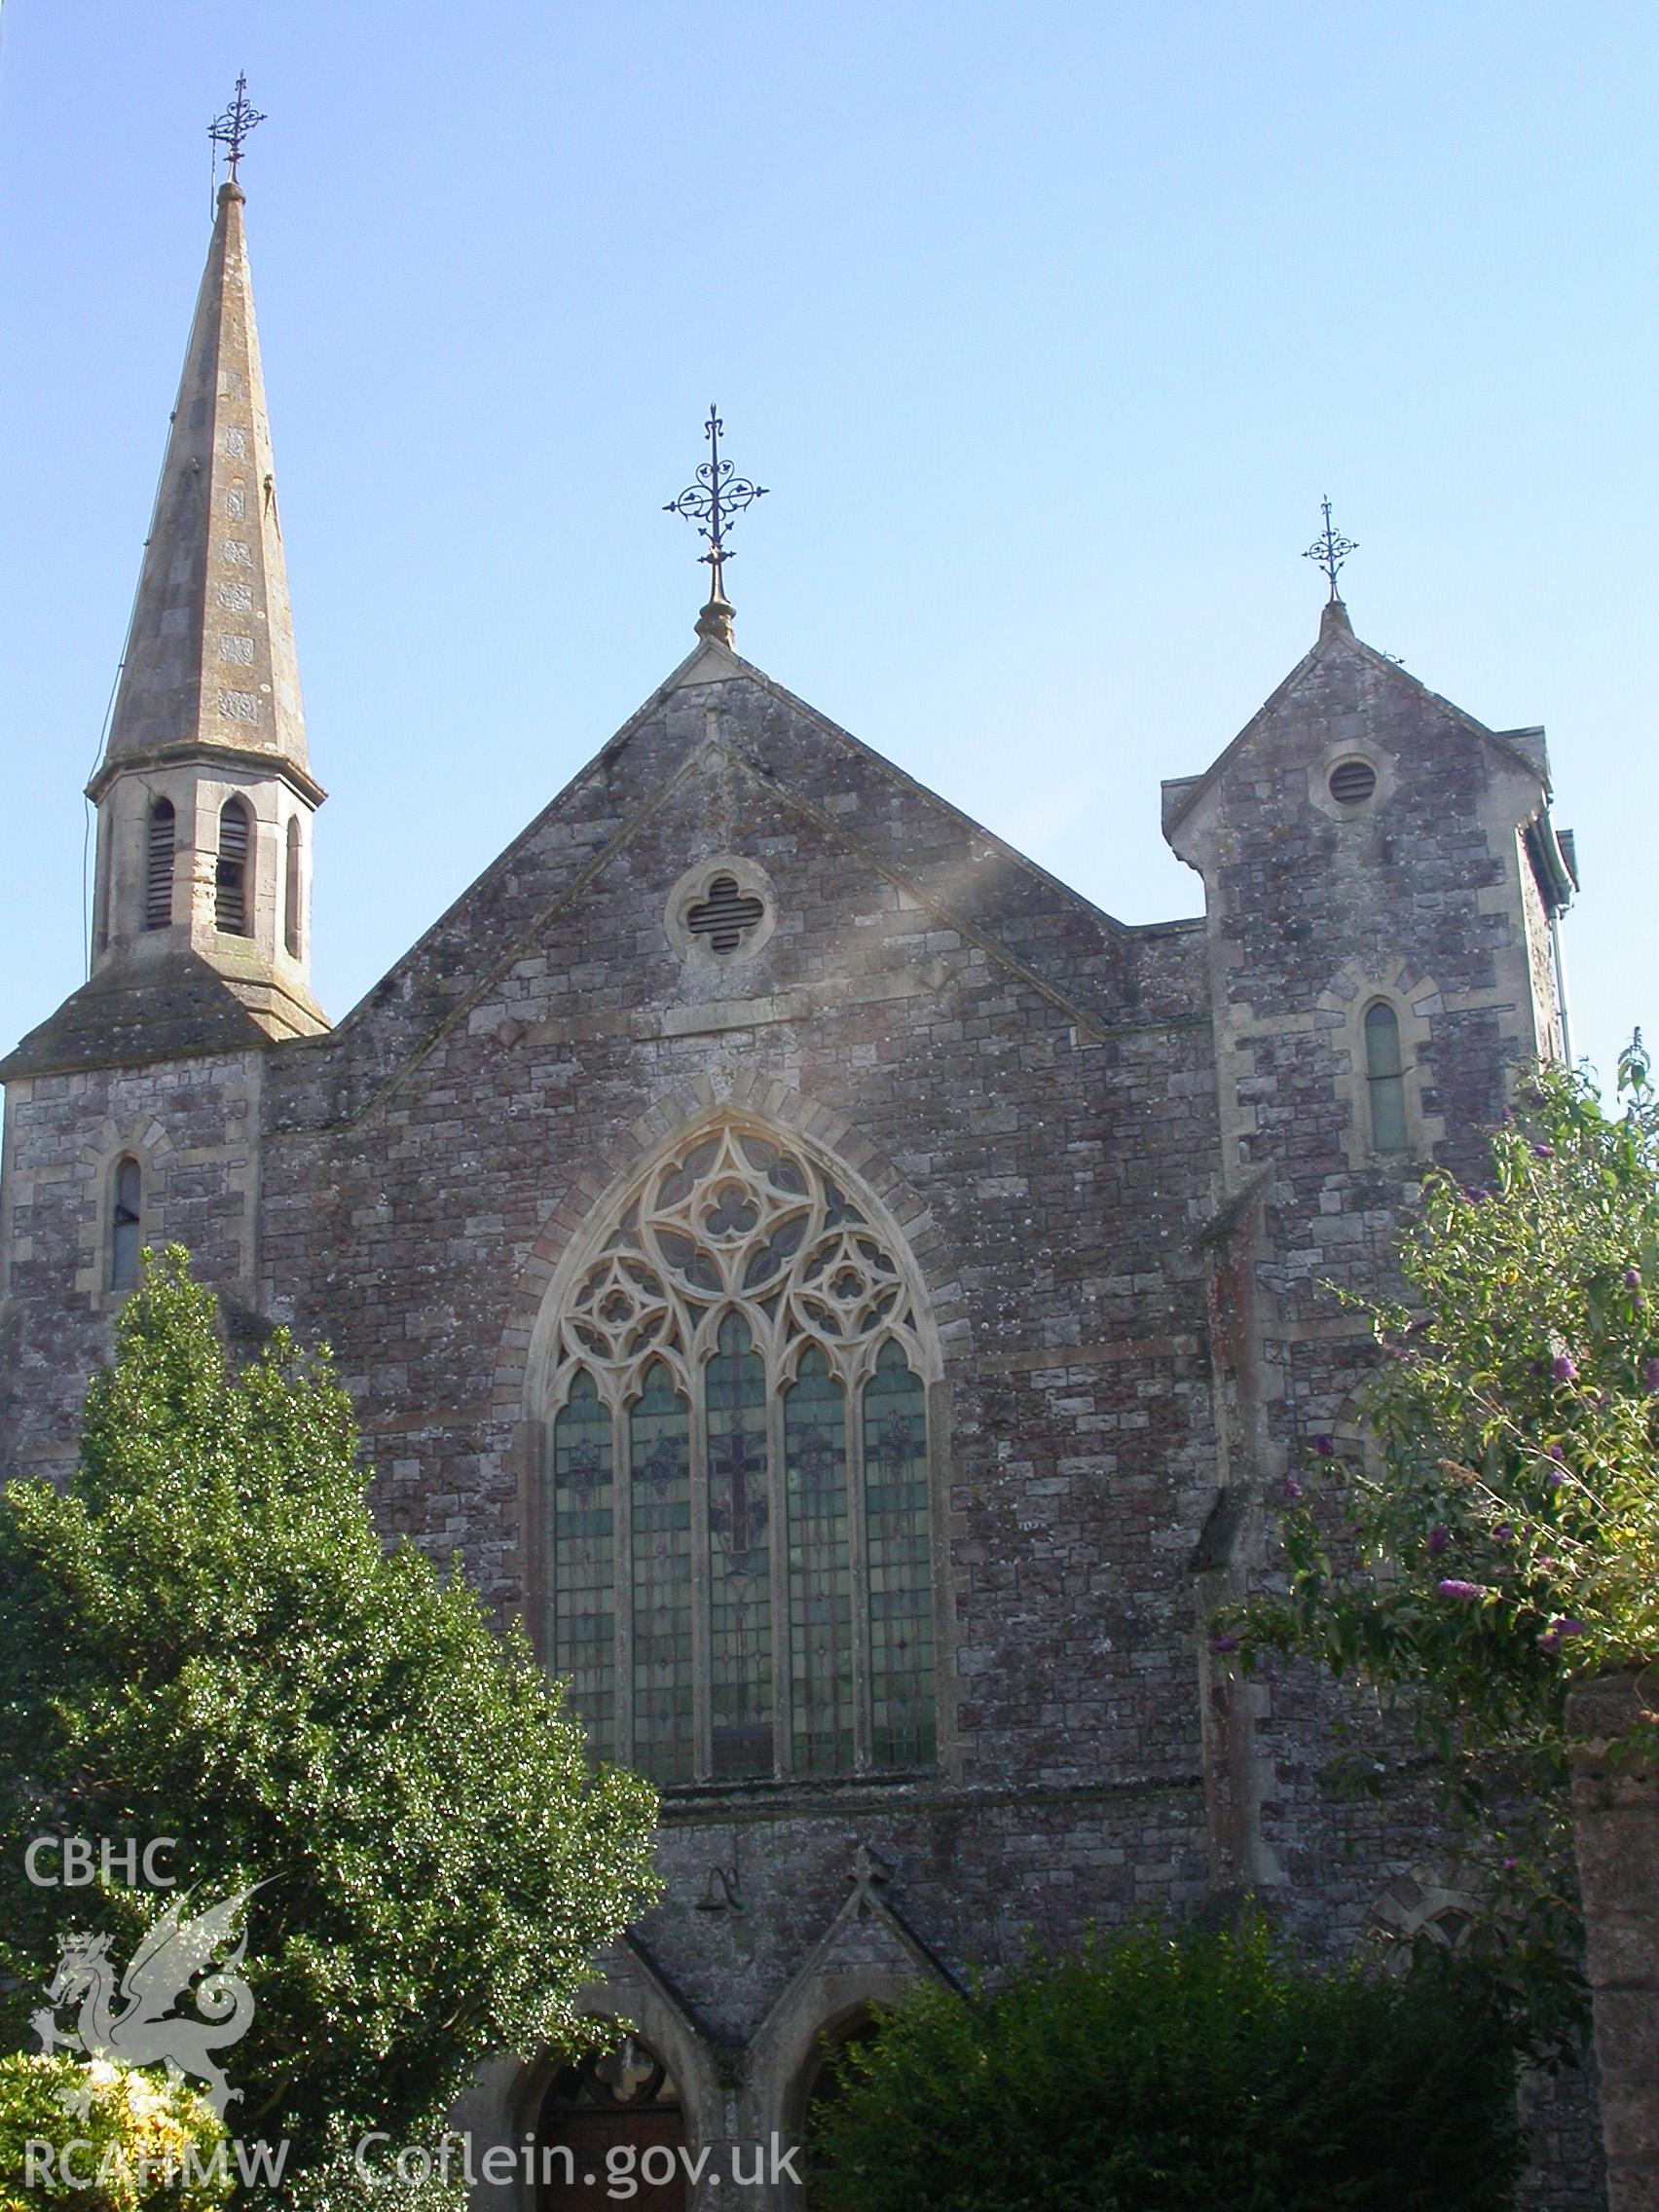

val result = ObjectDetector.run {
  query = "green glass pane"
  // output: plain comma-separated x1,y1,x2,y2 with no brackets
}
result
862,1343,935,1768
1364,1001,1404,1079
630,1361,693,1786
785,1346,853,1774
550,1370,613,1755
706,1311,772,1777
1371,1073,1409,1152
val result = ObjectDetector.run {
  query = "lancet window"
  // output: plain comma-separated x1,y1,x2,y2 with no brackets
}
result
1363,999,1408,1153
544,1124,938,1785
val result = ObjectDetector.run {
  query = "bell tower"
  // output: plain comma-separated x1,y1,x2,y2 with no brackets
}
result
85,147,325,1042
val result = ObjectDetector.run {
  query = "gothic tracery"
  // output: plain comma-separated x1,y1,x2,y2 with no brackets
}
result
546,1123,937,1784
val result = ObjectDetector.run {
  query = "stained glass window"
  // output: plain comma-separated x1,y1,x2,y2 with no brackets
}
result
786,1347,852,1773
707,1313,772,1779
630,1362,692,1785
550,1370,614,1750
863,1344,935,1769
543,1122,937,1782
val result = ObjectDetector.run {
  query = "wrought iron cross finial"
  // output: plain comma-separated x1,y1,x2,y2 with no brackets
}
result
1304,496,1357,601
208,74,266,182
664,406,768,609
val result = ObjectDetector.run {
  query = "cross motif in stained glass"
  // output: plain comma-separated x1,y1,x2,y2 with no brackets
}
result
544,1121,936,1783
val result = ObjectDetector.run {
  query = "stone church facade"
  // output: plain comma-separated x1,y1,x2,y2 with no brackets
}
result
0,177,1594,2206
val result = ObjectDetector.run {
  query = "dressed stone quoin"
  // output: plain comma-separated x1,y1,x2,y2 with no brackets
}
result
0,109,1596,2212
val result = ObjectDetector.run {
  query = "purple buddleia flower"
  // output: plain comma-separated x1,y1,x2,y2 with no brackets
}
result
1437,1579,1488,1601
1643,1358,1659,1394
1209,1633,1241,1654
1311,1434,1335,1458
1531,1143,1553,1161
1551,1353,1578,1383
1494,1524,1514,1543
1547,1617,1588,1639
1624,1270,1642,1290
1279,1476,1303,1503
1427,1525,1451,1557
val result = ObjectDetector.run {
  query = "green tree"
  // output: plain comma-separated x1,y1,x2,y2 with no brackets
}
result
809,1919,1523,2212
1223,1042,1659,2028
0,1249,657,2198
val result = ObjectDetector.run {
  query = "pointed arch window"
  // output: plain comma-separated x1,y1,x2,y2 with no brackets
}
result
283,816,302,957
144,798,175,931
215,796,252,936
110,1157,142,1294
1363,1000,1408,1153
543,1124,938,1785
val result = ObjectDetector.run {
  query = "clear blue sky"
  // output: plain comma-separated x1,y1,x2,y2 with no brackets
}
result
2,1,1654,1095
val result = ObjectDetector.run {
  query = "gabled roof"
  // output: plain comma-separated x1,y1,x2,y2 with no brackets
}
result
281,629,1198,1128
1161,598,1552,841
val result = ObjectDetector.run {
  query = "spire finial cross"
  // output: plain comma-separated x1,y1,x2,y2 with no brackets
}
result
1304,496,1357,601
208,74,266,182
664,406,768,614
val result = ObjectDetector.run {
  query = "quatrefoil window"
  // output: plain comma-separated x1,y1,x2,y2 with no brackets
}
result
664,856,777,965
685,873,765,953
543,1121,939,1788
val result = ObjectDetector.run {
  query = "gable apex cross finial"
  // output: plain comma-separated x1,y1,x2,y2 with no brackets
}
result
208,73,266,184
665,405,768,645
1304,496,1356,603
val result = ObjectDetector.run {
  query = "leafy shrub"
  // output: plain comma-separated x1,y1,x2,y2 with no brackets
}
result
1240,1044,1659,1742
0,2054,228,2212
810,1919,1523,2212
1217,1043,1659,2042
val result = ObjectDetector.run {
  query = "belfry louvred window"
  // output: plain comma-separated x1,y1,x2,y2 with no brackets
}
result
546,1124,937,1784
144,799,175,931
215,796,252,936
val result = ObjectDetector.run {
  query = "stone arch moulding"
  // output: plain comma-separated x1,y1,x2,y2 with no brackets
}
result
749,1844,961,2207
74,1114,177,1311
484,1944,727,2212
1318,957,1447,1171
495,1079,968,1785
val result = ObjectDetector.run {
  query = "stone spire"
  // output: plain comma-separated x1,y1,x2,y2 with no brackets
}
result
91,179,313,793
48,164,332,1056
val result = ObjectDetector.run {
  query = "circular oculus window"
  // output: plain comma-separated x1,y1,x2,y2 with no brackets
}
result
1327,757,1379,805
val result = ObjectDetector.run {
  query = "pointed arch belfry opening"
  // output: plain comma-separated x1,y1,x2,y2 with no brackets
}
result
527,1115,945,1787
